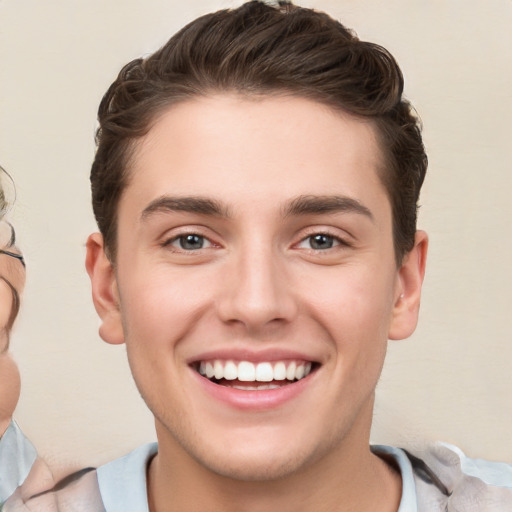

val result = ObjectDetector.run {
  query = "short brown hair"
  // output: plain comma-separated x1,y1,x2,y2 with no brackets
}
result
91,0,427,264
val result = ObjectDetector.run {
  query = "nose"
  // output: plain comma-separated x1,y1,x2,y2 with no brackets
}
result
216,244,298,334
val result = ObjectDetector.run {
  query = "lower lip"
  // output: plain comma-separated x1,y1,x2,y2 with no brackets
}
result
191,369,315,410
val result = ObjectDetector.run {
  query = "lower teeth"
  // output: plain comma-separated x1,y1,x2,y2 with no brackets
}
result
231,384,283,391
208,378,296,390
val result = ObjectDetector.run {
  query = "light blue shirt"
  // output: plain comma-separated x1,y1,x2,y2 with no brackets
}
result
96,442,512,511
0,420,37,505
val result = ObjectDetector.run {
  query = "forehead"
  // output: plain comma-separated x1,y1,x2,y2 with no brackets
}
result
123,94,389,220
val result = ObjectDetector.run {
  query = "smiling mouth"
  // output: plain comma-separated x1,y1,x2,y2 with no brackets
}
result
193,359,316,390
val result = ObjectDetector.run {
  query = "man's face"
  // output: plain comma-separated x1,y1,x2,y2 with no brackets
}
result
88,95,425,480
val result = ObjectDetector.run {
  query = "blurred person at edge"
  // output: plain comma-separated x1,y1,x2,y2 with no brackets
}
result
0,166,39,505
0,170,101,512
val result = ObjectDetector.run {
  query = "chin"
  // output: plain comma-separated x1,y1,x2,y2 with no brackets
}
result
193,444,316,482
155,411,322,483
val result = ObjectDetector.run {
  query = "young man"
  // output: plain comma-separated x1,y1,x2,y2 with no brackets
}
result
80,2,512,511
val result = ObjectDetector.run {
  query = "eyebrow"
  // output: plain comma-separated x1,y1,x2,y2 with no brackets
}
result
141,196,231,221
140,194,373,222
283,195,374,220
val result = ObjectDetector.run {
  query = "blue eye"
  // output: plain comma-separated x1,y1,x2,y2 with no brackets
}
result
298,233,342,251
172,234,209,250
307,234,337,250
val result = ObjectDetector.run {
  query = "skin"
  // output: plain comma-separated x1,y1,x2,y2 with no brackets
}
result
87,95,427,512
0,247,25,436
0,235,61,509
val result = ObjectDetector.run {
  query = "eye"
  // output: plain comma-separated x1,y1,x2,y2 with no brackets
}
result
167,234,212,251
297,233,342,250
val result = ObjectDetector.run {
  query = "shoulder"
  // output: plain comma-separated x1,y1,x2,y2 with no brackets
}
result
3,443,157,512
0,420,38,503
96,442,158,512
374,443,512,512
413,443,512,512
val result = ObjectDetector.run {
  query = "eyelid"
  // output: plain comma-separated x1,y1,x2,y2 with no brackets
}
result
167,234,213,250
295,235,342,251
293,227,352,250
160,225,221,252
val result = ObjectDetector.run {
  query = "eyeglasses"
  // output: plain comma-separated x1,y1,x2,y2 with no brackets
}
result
0,248,25,267
0,220,25,267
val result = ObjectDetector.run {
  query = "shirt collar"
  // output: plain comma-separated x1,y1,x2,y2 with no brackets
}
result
97,443,416,512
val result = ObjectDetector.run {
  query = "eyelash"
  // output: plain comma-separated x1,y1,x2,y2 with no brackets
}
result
160,229,351,254
162,233,214,252
296,231,351,252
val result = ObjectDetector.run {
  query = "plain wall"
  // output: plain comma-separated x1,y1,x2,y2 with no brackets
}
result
1,0,511,471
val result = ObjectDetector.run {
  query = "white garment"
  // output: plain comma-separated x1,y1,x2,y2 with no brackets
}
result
375,444,512,511
0,421,37,505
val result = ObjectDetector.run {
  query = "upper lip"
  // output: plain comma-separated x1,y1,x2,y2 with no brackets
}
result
186,348,322,366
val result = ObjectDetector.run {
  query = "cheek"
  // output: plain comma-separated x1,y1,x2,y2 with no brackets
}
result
301,264,396,391
0,355,20,424
119,266,214,354
304,265,396,337
0,279,14,338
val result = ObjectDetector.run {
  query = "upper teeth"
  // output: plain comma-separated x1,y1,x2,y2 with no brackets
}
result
198,360,312,382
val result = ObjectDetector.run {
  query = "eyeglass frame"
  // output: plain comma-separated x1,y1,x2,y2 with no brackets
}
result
0,221,25,267
0,248,25,267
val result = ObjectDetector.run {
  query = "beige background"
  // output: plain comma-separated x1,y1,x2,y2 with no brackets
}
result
0,0,511,471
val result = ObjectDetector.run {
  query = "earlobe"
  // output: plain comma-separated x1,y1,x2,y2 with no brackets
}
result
85,233,125,345
388,230,428,340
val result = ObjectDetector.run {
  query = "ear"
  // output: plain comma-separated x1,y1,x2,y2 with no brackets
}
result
85,233,125,345
388,230,428,340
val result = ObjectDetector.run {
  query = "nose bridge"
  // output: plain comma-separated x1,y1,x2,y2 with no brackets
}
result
217,234,296,330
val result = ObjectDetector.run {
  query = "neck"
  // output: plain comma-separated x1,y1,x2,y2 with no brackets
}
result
147,408,401,512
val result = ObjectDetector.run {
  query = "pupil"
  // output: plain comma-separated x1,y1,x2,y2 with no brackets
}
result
310,234,333,250
180,235,203,250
